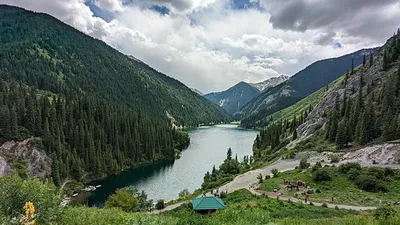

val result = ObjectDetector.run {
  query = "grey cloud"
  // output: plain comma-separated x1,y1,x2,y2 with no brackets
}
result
314,31,336,46
260,0,400,43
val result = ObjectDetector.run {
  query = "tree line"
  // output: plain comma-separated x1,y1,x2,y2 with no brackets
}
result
0,81,189,185
326,30,400,149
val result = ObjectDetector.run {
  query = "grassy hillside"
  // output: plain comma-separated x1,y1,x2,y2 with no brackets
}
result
2,174,399,225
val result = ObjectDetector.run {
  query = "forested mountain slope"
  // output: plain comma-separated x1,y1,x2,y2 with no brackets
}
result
204,82,261,115
298,30,400,145
238,48,378,128
253,30,400,162
0,5,230,126
0,5,228,184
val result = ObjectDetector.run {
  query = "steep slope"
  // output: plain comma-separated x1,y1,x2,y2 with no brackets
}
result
249,75,289,92
204,82,261,115
238,48,378,128
298,32,400,142
0,5,230,184
252,31,400,163
0,5,230,126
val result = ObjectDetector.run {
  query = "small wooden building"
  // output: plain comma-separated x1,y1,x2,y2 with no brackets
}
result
192,196,226,214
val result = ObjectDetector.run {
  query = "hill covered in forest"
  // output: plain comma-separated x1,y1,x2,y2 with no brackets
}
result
0,5,230,126
252,30,400,163
237,48,378,128
0,5,229,184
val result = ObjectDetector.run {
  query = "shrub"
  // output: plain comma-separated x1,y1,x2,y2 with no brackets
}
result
265,175,271,180
315,188,321,193
338,163,362,174
155,200,165,210
313,168,332,182
179,189,191,198
346,168,362,181
271,168,280,178
335,206,339,210
257,173,264,184
105,189,139,212
321,203,328,208
0,175,62,224
312,161,322,171
329,155,340,163
299,158,310,169
219,191,228,199
309,202,314,206
375,205,397,219
355,175,388,192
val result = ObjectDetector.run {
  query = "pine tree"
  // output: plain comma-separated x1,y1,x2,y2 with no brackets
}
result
10,106,19,139
351,58,355,74
292,128,298,141
51,159,61,186
369,53,373,67
227,147,232,160
363,54,366,66
336,119,350,149
383,49,388,71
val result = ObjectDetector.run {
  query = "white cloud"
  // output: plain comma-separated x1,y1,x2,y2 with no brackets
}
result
0,0,396,93
94,0,126,13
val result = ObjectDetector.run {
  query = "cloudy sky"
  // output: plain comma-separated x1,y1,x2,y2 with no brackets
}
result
1,0,399,93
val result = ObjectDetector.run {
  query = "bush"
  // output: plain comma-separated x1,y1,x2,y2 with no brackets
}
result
220,191,228,199
0,175,62,224
313,168,332,182
329,154,340,163
105,189,139,212
355,175,388,192
155,200,165,210
321,203,328,208
375,205,397,219
271,168,280,178
265,175,271,180
257,173,263,184
179,189,191,198
346,168,362,181
299,158,310,169
338,163,362,174
312,161,322,171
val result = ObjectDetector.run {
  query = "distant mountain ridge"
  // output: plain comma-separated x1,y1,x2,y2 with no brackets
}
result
250,75,289,92
204,82,261,115
238,47,379,128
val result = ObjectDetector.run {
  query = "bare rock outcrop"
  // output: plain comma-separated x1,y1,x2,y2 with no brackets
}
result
0,138,51,178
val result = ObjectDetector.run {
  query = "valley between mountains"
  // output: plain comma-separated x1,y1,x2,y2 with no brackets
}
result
1,3,400,225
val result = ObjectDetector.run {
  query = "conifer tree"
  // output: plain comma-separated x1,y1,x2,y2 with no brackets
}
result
363,54,366,66
369,53,373,67
292,128,297,141
383,49,388,71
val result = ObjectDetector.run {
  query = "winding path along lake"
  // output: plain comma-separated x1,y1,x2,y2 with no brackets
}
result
87,124,258,206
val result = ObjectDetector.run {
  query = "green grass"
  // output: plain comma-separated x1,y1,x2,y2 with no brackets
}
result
165,189,360,225
260,167,400,207
59,206,178,225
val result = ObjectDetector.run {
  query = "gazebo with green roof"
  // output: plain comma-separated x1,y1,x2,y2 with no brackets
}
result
192,196,226,214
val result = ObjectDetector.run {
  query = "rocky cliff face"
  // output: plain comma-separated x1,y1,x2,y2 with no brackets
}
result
297,38,396,141
0,138,51,178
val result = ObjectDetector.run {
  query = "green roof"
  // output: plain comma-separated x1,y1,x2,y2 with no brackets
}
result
192,196,226,210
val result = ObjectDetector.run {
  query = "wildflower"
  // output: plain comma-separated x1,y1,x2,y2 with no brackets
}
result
20,202,36,225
